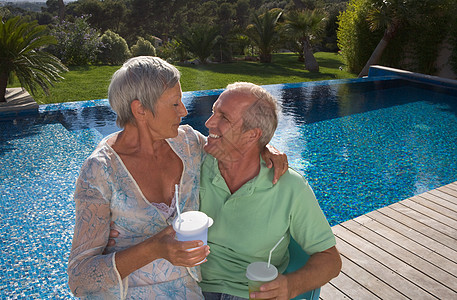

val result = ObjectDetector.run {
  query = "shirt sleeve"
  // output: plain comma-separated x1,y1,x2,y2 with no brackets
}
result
181,124,207,162
67,156,127,298
289,175,336,255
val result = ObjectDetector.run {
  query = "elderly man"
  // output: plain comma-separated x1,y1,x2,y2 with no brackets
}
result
199,82,341,300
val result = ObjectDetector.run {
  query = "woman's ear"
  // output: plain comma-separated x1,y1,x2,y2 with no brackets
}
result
131,100,146,120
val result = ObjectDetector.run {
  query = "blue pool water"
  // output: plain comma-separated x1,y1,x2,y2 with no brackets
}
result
1,75,457,298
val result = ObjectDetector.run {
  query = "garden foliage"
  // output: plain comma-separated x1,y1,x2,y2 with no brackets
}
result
131,37,156,57
98,30,131,65
48,15,102,66
0,16,67,102
338,0,457,75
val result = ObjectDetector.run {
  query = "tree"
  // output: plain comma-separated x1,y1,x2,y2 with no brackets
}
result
284,9,326,72
246,8,283,63
48,16,102,66
0,16,67,102
358,0,441,77
180,24,220,63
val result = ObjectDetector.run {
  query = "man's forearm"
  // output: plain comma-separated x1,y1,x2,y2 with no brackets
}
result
286,246,342,298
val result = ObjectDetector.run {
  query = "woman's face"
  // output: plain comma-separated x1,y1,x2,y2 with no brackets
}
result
145,82,188,140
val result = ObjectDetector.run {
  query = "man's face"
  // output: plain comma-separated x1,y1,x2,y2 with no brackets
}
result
204,91,256,163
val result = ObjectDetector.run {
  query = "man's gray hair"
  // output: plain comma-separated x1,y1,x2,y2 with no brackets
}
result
108,56,181,128
225,82,278,148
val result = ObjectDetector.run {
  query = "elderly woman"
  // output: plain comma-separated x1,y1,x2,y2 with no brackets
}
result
67,56,285,299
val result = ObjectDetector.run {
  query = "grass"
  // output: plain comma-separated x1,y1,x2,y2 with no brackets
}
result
8,52,356,104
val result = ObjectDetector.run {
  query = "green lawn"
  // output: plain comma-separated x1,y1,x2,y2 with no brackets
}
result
9,52,355,104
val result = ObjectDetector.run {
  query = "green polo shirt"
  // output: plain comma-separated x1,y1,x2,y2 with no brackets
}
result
199,155,336,298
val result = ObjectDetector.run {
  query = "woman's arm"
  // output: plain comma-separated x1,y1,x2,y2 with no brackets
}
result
261,144,288,184
68,158,209,296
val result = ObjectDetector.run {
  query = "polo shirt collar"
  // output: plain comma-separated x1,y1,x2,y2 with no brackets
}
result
209,155,274,196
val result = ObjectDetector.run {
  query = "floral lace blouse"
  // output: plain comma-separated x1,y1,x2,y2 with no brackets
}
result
67,125,206,299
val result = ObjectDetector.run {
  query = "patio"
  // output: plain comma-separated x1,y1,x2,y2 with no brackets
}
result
320,182,457,299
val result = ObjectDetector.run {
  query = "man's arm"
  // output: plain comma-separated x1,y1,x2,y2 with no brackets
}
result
250,246,342,300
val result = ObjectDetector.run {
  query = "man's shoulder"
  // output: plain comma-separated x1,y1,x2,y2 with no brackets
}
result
276,167,310,187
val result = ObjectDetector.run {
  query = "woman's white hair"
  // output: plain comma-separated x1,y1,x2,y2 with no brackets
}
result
225,82,278,148
108,56,180,128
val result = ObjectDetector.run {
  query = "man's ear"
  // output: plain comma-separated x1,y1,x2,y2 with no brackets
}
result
244,128,262,146
131,100,146,120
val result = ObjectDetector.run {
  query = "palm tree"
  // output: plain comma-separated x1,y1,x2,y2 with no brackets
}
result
180,24,221,64
0,16,68,102
246,9,282,63
284,9,326,72
357,0,444,77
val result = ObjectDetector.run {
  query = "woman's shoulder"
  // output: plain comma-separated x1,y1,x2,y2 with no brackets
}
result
178,124,204,139
83,133,119,169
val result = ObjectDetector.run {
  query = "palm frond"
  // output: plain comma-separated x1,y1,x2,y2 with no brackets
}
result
0,16,67,100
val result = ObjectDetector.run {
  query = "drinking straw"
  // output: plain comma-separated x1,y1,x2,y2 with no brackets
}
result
175,184,182,228
267,236,285,268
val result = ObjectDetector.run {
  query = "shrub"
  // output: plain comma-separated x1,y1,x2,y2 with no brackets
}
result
131,37,156,57
98,30,131,65
157,39,189,62
48,15,102,66
337,0,380,73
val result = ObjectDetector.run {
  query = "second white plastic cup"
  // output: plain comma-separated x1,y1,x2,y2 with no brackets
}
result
246,262,278,299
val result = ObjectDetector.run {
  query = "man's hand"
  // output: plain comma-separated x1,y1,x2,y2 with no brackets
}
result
261,144,288,184
249,274,290,300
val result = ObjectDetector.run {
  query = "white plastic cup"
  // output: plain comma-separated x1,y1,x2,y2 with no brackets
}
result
172,211,214,246
246,262,278,299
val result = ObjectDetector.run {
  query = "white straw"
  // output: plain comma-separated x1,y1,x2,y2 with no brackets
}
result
175,184,182,228
268,236,285,268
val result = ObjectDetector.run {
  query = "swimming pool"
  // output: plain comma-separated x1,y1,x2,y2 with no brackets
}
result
1,67,457,298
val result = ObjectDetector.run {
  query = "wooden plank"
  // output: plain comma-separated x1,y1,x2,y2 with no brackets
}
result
343,218,457,292
355,214,457,276
412,195,457,221
397,200,457,236
367,210,457,263
435,186,457,202
419,191,457,213
321,269,378,299
381,205,457,248
340,254,406,299
321,183,457,299
332,226,432,299
445,182,457,191
319,282,350,300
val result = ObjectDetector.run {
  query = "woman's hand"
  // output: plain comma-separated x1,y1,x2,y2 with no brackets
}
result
108,224,210,272
151,225,210,267
261,144,288,184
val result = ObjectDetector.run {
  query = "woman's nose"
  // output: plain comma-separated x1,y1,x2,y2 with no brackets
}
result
179,101,188,117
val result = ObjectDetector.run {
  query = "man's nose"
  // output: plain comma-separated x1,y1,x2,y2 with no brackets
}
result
205,114,215,128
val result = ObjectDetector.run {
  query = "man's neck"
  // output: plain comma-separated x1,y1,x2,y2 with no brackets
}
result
217,151,261,194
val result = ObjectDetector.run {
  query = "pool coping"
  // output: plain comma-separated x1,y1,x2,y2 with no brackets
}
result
0,88,39,118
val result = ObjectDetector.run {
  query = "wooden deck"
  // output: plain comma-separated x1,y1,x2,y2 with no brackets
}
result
320,182,457,299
